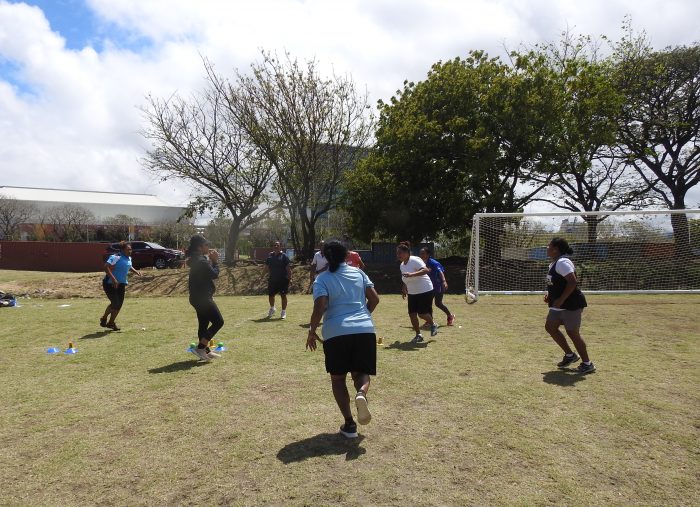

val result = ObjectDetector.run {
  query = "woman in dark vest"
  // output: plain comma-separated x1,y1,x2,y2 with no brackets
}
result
544,237,595,374
186,235,224,362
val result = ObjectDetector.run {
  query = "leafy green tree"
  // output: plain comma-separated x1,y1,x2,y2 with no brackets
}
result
613,27,700,254
344,51,558,250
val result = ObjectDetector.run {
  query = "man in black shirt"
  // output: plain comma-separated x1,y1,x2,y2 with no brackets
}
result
263,241,292,319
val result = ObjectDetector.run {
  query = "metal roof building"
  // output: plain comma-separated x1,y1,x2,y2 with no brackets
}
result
0,186,185,225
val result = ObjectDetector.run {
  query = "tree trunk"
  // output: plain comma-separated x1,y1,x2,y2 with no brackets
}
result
585,216,599,245
670,200,691,258
226,219,242,266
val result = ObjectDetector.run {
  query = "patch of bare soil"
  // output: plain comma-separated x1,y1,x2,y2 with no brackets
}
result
3,263,467,298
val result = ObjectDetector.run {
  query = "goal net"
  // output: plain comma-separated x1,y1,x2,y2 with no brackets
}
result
465,209,700,301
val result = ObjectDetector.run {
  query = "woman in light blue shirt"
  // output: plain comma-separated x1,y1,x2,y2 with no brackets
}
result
306,241,380,439
100,241,140,331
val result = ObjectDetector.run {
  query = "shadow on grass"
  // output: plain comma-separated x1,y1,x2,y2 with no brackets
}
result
148,360,207,374
251,317,280,323
80,331,111,340
277,433,366,463
541,369,588,386
384,339,436,351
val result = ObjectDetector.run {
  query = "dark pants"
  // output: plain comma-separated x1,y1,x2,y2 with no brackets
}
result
434,292,451,316
190,297,224,341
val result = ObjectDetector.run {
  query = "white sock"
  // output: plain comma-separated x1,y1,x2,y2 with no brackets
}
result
583,361,592,365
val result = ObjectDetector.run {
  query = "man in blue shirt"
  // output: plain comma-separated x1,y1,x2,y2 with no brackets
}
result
419,247,455,326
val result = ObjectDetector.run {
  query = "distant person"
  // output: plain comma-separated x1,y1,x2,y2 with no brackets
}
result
306,240,380,438
544,237,595,374
309,240,328,290
263,241,292,319
100,241,141,331
397,241,438,343
345,249,365,270
419,247,455,326
186,235,224,362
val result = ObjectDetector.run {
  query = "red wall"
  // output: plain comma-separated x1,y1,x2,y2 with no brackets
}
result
0,241,108,272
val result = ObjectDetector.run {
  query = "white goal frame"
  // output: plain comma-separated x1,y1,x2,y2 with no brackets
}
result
466,209,700,299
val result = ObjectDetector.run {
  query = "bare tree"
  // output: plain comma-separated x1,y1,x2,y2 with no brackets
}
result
210,51,374,261
43,204,95,242
0,195,37,240
141,61,278,263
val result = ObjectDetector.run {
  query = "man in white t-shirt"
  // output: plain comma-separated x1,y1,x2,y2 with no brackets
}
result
309,241,329,289
397,242,438,343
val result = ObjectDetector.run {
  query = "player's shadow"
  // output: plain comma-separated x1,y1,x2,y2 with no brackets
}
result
80,331,111,339
252,317,279,323
541,370,587,387
384,339,435,351
277,433,366,463
148,360,207,374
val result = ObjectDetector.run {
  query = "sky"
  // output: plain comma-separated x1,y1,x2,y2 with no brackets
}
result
0,0,699,209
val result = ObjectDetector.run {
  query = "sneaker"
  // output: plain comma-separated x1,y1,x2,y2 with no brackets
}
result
339,422,358,439
267,307,276,318
99,317,107,328
355,392,371,425
557,353,580,368
447,314,455,326
280,310,286,320
430,324,439,336
411,334,424,344
193,348,211,362
107,322,120,331
576,362,596,374
206,350,222,359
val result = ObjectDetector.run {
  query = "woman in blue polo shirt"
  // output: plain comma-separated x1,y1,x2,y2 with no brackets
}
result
419,247,455,326
100,241,140,331
306,241,380,439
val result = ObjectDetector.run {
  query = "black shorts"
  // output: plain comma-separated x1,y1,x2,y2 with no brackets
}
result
322,333,376,376
103,280,126,310
407,290,433,315
268,278,290,296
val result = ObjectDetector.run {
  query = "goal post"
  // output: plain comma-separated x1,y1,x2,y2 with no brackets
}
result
465,209,700,301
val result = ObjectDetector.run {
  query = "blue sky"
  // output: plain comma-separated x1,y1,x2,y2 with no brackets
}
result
1,0,699,206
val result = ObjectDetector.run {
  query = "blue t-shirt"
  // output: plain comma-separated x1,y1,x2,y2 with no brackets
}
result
105,254,132,285
425,257,445,293
312,263,375,340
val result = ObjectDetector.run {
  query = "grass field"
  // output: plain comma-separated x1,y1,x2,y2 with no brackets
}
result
1,293,698,506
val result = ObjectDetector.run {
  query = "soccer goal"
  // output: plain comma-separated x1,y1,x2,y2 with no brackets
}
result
465,209,700,302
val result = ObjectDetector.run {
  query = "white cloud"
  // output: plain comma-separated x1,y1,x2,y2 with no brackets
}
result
1,0,699,208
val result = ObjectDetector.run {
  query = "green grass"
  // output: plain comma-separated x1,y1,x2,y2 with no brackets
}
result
1,294,698,506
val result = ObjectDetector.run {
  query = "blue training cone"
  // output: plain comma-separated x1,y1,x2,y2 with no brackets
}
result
64,341,77,355
214,341,227,352
188,342,198,354
47,347,61,354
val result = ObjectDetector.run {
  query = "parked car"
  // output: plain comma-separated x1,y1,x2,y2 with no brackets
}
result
102,241,184,269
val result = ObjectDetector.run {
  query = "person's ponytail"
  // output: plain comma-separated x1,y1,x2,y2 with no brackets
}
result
550,237,573,256
323,240,348,273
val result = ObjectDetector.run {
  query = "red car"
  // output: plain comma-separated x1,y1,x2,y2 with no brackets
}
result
103,241,184,269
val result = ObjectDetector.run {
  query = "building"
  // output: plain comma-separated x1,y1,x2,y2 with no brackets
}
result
0,186,185,240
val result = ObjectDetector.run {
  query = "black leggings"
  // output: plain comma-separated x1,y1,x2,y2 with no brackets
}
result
434,292,451,317
190,298,224,341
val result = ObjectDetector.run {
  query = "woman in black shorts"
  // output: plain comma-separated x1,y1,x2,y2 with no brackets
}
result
545,237,595,374
307,241,380,438
186,235,224,362
100,241,140,331
397,241,438,343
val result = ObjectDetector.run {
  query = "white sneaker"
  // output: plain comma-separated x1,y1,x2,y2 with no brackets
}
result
355,392,371,425
206,350,222,359
193,348,211,362
280,310,286,319
267,307,276,318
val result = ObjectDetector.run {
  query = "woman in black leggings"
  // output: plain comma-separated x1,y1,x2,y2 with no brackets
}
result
186,235,224,362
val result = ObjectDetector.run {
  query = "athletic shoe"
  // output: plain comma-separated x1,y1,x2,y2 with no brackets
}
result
107,322,120,331
193,348,211,362
447,314,455,326
430,324,439,336
355,392,371,425
557,353,580,368
280,310,286,320
99,318,107,328
267,307,276,318
411,334,424,344
339,422,358,439
576,362,596,374
206,350,222,359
